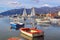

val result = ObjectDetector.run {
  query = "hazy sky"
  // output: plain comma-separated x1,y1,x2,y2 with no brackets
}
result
0,0,60,13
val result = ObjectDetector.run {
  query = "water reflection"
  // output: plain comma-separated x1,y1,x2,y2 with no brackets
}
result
1,17,60,40
20,33,44,40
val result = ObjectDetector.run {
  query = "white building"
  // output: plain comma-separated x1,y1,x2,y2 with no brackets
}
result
58,11,60,16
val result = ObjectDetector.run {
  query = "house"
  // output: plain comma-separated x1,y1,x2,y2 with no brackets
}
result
58,11,60,16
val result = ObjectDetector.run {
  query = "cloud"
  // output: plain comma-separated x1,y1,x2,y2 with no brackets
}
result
0,0,22,12
0,0,22,8
8,1,21,5
7,1,21,8
0,0,60,13
0,0,59,8
41,4,52,7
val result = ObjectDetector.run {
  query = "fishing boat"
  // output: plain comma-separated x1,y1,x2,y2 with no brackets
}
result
46,17,59,24
20,28,44,37
10,15,24,30
10,22,24,30
20,33,44,40
36,18,51,25
49,18,59,24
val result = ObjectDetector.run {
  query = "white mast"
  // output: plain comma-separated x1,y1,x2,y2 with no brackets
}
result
30,7,35,16
22,8,27,17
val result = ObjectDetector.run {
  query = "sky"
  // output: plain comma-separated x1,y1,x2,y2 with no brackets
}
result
0,0,60,13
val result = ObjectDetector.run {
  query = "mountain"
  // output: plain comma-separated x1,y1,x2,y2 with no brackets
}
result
0,8,31,16
0,6,60,16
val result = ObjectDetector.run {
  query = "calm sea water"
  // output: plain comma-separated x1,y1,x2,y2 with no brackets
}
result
0,17,60,40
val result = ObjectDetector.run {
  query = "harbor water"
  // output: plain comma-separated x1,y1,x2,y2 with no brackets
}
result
0,17,60,40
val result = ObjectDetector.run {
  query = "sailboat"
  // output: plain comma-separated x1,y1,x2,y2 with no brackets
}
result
30,7,35,17
22,8,27,17
22,8,27,21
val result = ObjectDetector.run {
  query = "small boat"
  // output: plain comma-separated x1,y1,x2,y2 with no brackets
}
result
46,17,59,24
20,33,44,40
8,37,20,40
20,28,44,37
10,22,24,30
36,19,51,25
50,18,59,24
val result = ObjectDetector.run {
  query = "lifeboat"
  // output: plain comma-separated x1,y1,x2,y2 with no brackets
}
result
20,28,44,37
